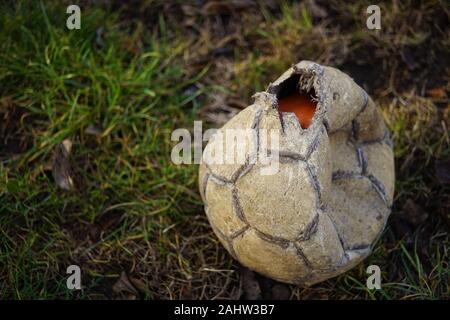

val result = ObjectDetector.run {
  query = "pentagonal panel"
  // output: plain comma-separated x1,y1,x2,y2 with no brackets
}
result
232,228,310,284
328,176,390,250
329,130,361,174
361,142,395,206
203,104,260,181
235,161,317,240
205,179,247,238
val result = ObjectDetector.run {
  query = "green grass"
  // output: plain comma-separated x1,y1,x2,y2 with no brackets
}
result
0,0,206,299
0,0,449,299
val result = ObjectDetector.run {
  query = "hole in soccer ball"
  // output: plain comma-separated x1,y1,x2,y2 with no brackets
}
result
276,74,317,129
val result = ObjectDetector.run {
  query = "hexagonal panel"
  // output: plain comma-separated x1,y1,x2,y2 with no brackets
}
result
329,130,361,174
361,142,395,206
328,176,390,250
235,161,317,240
203,104,260,181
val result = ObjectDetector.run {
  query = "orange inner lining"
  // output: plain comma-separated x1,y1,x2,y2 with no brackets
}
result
278,92,317,129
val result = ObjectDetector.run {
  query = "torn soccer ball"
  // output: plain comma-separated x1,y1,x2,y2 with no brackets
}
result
199,61,395,286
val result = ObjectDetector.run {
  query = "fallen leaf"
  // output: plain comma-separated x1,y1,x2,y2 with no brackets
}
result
129,277,146,293
197,76,244,127
89,210,124,242
427,87,446,99
84,124,102,136
52,139,75,190
401,199,428,227
306,0,328,18
181,4,198,16
435,159,450,185
113,272,139,299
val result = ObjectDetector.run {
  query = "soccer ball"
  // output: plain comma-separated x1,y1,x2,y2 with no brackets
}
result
199,61,395,285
